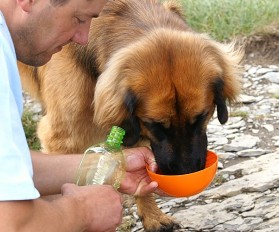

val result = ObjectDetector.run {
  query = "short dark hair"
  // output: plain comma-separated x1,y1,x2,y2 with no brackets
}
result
50,0,70,7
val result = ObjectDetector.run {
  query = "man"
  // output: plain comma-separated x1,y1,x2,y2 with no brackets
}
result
0,0,160,231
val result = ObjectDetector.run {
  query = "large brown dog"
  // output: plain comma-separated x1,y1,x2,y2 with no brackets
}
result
19,0,243,231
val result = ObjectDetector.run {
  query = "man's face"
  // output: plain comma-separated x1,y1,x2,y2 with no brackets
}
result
15,0,107,66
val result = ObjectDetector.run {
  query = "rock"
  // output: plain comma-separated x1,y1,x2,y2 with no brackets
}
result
223,135,260,152
261,72,279,84
237,149,268,157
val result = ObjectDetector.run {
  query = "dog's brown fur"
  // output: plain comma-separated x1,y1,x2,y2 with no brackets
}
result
19,0,243,231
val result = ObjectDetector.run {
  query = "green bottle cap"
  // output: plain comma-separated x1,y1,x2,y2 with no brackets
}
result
106,126,125,149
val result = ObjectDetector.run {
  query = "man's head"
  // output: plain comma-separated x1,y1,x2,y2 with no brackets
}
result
0,0,107,66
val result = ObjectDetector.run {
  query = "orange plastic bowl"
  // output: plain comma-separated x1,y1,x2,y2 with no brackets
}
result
146,150,218,197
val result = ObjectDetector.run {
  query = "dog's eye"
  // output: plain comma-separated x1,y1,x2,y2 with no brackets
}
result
141,118,153,124
191,112,209,126
142,121,167,141
162,121,170,128
185,112,209,135
142,118,170,129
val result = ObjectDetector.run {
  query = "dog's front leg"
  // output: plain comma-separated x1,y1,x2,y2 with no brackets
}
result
136,194,179,232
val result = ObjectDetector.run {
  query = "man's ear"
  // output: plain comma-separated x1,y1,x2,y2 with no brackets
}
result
17,0,34,12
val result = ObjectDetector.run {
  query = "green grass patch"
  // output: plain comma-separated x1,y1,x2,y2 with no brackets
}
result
212,173,228,186
22,109,41,150
230,111,249,118
181,0,279,41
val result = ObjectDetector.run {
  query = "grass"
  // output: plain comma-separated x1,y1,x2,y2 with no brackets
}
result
180,0,279,41
230,111,249,118
22,109,41,150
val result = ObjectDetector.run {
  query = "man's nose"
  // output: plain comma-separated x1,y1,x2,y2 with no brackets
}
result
72,23,90,45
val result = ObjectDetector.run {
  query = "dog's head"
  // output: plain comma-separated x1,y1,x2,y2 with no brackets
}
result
94,29,243,175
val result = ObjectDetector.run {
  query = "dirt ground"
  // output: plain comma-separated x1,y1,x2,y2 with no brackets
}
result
240,23,279,65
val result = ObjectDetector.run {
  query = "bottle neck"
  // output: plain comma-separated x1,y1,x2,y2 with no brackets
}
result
105,139,121,151
105,126,125,151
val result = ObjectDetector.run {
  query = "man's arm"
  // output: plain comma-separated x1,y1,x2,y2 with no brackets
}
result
0,197,85,232
31,147,163,197
0,184,123,232
31,151,81,195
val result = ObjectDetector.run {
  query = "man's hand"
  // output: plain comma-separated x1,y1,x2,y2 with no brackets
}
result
119,147,167,196
62,183,123,231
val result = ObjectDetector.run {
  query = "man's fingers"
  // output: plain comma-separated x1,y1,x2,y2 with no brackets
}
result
134,181,158,196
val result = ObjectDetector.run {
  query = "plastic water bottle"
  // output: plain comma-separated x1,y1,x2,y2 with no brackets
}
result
75,126,126,189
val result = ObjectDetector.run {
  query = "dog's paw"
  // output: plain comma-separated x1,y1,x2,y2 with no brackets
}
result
136,195,181,232
141,213,181,232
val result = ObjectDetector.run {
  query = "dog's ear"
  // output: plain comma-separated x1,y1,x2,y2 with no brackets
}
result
213,79,228,124
93,71,141,145
120,90,141,146
93,60,129,130
93,49,141,146
212,41,244,124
